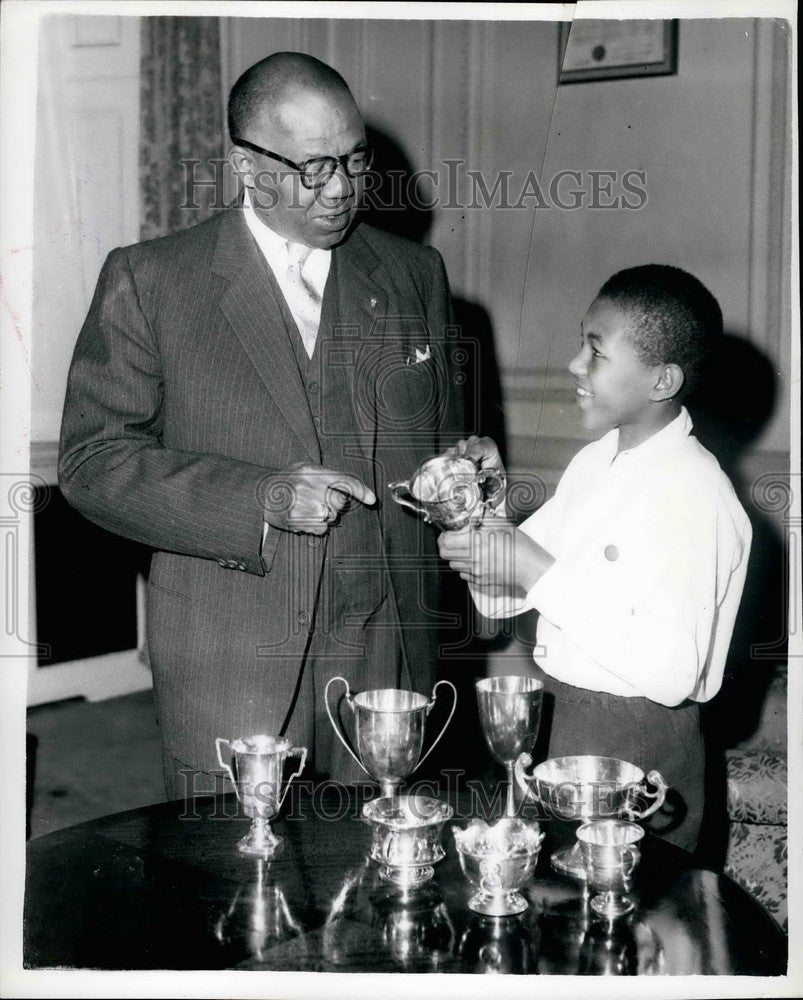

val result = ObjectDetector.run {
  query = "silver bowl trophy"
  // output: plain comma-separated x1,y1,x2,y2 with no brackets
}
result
362,794,454,888
389,453,505,530
325,677,456,798
514,753,667,879
215,735,307,858
453,816,545,916
476,675,544,816
577,819,645,919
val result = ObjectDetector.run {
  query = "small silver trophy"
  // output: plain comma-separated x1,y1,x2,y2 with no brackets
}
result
577,819,645,919
476,675,544,817
215,734,307,859
453,816,545,916
324,677,457,798
389,453,505,530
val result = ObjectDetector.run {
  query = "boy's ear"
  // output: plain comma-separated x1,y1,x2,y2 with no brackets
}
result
652,363,685,401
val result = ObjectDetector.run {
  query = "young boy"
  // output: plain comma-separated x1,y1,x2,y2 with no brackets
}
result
439,264,752,852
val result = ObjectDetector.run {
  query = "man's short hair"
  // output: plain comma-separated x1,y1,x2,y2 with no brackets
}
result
597,264,723,397
228,52,352,141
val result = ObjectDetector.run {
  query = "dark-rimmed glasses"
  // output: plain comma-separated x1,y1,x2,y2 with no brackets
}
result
233,137,374,190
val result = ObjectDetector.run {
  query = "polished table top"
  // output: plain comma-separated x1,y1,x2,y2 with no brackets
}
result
24,781,786,975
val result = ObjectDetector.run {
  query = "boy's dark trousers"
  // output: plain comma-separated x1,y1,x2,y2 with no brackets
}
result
543,675,705,853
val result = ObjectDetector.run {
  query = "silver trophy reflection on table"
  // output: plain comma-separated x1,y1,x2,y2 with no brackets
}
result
476,675,544,817
514,754,667,879
215,734,307,858
389,452,505,530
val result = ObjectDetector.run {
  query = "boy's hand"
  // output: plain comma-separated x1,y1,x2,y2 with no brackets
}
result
446,435,505,476
437,520,554,595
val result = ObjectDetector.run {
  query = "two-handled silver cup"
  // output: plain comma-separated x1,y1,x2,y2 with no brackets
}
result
324,676,457,798
215,734,307,858
514,754,667,879
389,453,505,531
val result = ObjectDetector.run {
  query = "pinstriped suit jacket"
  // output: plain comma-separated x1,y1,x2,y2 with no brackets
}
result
58,209,463,771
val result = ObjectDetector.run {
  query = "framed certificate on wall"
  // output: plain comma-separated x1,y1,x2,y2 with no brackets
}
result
558,19,678,83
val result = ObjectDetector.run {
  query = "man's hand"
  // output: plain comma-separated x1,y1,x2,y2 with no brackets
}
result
437,520,554,596
260,464,377,536
446,435,505,476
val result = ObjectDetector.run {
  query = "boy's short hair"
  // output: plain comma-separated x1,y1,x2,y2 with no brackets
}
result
597,264,723,397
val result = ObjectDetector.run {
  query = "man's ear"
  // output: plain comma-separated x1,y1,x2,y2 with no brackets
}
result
228,147,254,185
652,363,684,401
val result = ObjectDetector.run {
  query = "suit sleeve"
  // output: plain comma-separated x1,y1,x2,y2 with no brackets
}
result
58,248,270,575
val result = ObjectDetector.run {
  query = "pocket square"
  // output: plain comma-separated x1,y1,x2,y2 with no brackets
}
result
405,345,432,365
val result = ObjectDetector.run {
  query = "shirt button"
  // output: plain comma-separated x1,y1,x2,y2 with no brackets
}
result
307,536,321,548
297,610,311,625
217,558,227,567
237,562,246,571
227,559,238,569
308,380,319,393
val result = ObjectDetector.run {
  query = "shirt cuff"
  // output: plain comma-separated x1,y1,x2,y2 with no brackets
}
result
522,559,577,623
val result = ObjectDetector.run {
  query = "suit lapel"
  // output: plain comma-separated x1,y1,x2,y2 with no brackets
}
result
213,209,321,463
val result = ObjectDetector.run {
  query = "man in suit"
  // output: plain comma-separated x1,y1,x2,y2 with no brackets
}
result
59,52,463,798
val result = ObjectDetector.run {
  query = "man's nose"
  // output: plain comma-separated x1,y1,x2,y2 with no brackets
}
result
318,163,354,201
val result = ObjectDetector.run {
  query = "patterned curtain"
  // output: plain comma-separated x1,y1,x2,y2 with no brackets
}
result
140,17,226,240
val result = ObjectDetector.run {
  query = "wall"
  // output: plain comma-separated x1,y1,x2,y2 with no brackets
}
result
221,15,792,474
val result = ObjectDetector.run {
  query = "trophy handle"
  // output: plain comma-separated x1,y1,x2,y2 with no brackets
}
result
388,482,429,519
417,679,457,768
475,467,506,509
215,738,241,802
624,769,668,820
324,676,370,777
513,751,541,804
278,747,308,810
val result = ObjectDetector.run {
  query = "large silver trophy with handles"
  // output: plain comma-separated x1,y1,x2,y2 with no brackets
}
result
389,453,505,531
325,677,457,798
216,734,307,859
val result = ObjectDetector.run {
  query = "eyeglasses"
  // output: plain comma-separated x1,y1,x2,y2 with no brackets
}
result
233,137,374,190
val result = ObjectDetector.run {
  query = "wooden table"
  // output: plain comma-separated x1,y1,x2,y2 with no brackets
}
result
24,781,786,975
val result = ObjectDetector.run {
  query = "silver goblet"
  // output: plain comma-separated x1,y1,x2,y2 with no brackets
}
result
476,675,544,816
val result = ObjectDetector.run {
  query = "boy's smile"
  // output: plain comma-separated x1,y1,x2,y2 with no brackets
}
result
569,297,677,451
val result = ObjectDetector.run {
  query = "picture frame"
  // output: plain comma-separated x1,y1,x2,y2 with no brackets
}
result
558,19,678,84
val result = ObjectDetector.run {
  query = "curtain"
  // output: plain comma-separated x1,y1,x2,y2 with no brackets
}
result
140,17,226,240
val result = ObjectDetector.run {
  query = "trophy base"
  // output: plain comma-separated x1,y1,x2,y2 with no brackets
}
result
237,818,284,859
590,892,635,920
551,843,586,880
378,864,435,889
467,889,528,917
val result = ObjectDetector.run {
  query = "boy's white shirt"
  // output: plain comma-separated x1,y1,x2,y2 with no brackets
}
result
473,408,752,707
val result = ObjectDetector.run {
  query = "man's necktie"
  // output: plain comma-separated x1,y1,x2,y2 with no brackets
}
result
285,241,322,358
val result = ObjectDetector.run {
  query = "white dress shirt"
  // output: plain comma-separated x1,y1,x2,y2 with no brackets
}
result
474,408,752,707
242,188,331,358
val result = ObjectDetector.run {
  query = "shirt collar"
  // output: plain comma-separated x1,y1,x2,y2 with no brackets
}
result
242,187,332,274
602,407,693,466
